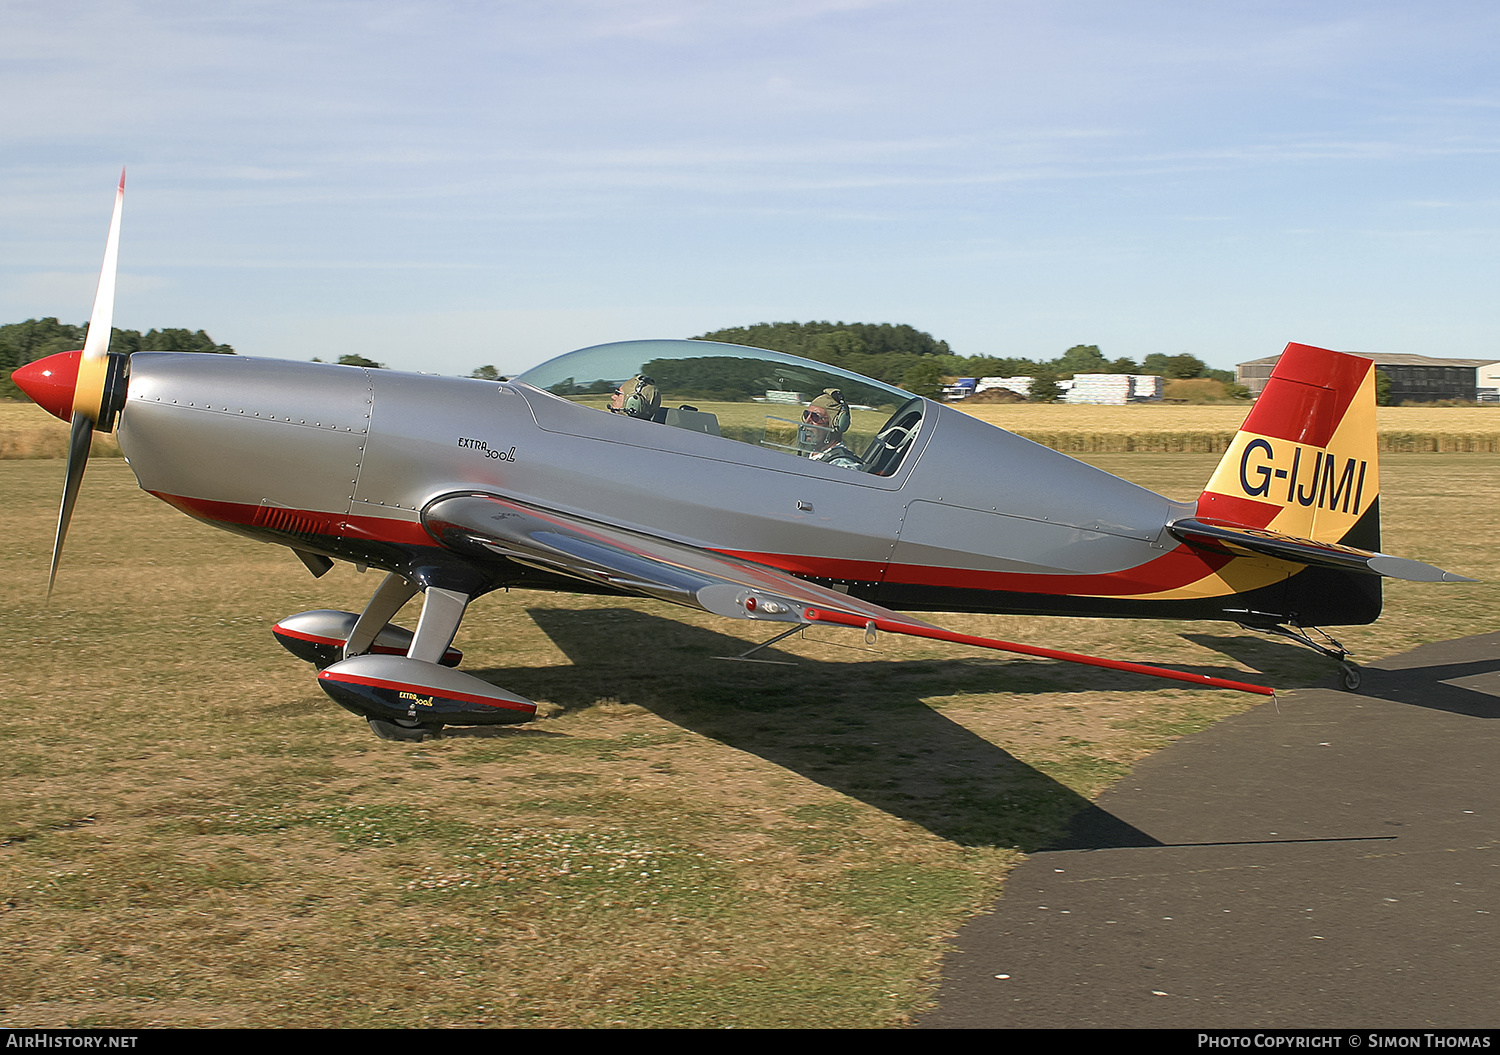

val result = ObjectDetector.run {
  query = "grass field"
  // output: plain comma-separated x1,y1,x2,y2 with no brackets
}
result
1,449,1495,1027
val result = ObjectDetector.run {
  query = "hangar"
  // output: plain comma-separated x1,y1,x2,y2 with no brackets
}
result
1238,352,1498,403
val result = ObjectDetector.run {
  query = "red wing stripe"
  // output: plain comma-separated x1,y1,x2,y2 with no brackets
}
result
803,608,1274,696
713,545,1234,597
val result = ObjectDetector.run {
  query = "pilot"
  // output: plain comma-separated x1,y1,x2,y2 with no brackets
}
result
802,389,862,470
610,374,661,420
809,388,851,437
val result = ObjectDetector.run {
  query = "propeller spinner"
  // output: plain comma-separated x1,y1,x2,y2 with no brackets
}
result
11,170,131,596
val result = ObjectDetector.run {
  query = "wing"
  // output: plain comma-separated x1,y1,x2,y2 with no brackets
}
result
424,492,1274,696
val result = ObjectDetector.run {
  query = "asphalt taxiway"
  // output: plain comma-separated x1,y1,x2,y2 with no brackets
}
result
920,632,1500,1029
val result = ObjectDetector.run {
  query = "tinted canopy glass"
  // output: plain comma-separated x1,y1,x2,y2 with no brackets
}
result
514,339,925,476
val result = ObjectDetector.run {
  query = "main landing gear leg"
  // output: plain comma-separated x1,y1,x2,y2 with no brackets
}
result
343,572,420,660
407,587,469,664
364,586,472,742
1245,622,1361,691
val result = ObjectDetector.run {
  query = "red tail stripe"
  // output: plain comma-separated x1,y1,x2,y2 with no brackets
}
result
1235,344,1371,449
1195,491,1280,527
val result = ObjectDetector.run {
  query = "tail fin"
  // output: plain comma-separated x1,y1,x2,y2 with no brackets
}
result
1175,344,1469,627
1199,343,1379,550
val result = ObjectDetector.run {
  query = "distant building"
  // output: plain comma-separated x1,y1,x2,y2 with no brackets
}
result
1238,352,1497,402
1478,362,1500,403
763,390,806,404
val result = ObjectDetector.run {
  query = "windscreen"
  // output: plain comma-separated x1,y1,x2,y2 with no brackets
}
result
514,339,925,476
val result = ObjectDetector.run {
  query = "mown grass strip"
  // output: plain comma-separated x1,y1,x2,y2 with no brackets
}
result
0,454,1494,1027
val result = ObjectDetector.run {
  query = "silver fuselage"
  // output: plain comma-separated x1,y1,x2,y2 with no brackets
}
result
118,353,1189,609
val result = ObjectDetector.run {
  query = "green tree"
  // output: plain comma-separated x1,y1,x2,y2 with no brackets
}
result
1162,354,1208,379
1055,344,1108,378
1,317,234,400
1028,369,1061,403
1141,353,1209,379
471,365,502,380
813,330,866,365
901,359,946,400
1374,368,1393,406
962,355,1041,377
692,320,951,386
337,353,385,369
124,328,234,354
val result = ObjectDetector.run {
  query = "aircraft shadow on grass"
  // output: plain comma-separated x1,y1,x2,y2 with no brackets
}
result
1184,631,1500,719
425,606,1333,852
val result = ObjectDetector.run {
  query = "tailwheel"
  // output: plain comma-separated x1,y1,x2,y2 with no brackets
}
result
1240,620,1361,692
367,717,444,742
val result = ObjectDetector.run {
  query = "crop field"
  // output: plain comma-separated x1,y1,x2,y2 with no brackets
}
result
0,403,124,460
955,402,1500,453
0,428,1496,1025
8,397,1499,460
954,401,1500,433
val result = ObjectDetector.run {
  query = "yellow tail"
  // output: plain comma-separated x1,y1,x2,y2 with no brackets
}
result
1200,343,1379,547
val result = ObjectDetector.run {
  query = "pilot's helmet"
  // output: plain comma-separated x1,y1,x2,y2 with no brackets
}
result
799,403,837,450
610,374,661,420
806,389,850,437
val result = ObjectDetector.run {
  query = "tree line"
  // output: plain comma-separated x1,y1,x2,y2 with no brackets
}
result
4,315,1248,405
693,323,1243,401
1,317,235,399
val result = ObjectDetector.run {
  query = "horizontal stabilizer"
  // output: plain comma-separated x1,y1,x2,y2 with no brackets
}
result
1168,517,1473,583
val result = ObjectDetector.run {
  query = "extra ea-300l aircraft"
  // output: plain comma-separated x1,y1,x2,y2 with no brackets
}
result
15,175,1473,740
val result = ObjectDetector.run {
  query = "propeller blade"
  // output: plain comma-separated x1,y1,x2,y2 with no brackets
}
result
48,412,95,598
73,168,125,424
43,169,125,597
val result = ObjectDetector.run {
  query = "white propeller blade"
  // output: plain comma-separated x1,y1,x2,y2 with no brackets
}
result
82,168,125,364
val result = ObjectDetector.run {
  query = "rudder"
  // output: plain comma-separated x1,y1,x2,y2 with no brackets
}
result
1199,343,1379,550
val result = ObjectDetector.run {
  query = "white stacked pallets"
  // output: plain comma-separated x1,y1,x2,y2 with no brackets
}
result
1061,374,1165,404
976,376,1034,397
1063,374,1133,404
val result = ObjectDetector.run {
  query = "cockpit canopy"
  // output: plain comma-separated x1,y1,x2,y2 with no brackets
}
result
514,339,926,477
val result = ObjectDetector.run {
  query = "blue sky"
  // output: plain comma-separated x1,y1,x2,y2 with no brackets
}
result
4,0,1498,375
